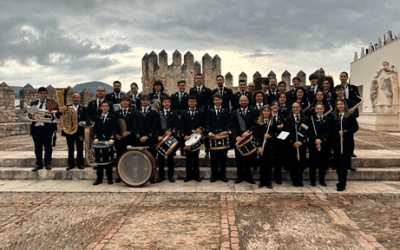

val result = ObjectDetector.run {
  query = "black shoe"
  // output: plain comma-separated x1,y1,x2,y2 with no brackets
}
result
276,180,282,185
168,177,175,183
77,165,84,170
246,178,255,184
266,184,273,189
66,166,75,171
45,165,51,170
93,166,98,170
32,166,43,171
195,178,202,182
93,179,102,185
108,179,113,185
184,177,191,182
115,177,121,183
320,181,327,187
348,167,357,171
310,182,316,186
156,177,165,183
205,152,210,158
352,153,357,157
337,186,346,191
234,178,243,184
258,183,265,188
293,183,298,187
220,177,229,183
210,177,217,182
298,182,304,187
150,178,155,184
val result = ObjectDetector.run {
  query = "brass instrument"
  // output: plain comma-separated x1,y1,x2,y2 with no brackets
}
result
56,89,78,135
23,102,58,123
84,125,97,168
150,99,161,111
349,95,364,113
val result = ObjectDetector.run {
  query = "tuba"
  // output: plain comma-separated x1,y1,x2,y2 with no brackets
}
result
56,88,79,135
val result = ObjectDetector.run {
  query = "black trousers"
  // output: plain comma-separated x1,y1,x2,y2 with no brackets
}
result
158,153,175,179
259,147,274,185
234,149,255,180
96,163,113,181
333,147,349,188
289,146,306,185
66,135,84,168
32,125,53,167
309,144,328,184
185,150,200,179
210,149,227,179
274,140,288,181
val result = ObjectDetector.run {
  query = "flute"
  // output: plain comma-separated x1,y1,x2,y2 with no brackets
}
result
310,116,321,152
340,116,343,154
261,119,271,155
295,123,300,161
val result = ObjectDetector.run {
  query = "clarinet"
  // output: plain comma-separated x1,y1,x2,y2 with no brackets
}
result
295,123,300,161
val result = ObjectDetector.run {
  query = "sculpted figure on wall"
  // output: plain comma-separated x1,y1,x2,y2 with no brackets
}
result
369,80,378,106
372,61,398,113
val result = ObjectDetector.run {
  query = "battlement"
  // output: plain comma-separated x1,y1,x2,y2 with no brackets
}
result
354,30,400,61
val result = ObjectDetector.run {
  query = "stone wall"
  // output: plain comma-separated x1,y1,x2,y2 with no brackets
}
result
0,82,17,123
0,122,31,138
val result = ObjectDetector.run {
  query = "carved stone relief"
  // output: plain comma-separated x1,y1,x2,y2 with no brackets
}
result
372,61,398,113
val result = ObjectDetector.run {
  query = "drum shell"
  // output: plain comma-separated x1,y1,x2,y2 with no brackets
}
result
236,135,257,157
117,149,157,187
156,136,179,157
184,133,204,152
209,134,230,150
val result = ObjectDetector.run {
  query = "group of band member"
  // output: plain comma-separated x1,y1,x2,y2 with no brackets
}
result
29,71,360,191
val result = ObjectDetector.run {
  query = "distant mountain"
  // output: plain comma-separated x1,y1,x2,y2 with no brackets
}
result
9,86,26,99
73,81,114,95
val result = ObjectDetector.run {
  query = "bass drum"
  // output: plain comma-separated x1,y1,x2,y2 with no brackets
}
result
117,148,157,187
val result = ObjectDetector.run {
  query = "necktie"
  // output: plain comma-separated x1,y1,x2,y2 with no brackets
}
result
241,91,245,96
258,104,262,110
101,115,106,123
295,115,299,122
179,93,182,101
219,88,223,95
97,100,101,110
197,87,201,93
216,108,220,117
133,94,136,101
39,101,43,109
123,110,127,117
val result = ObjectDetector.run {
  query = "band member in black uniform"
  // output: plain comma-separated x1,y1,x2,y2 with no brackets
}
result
252,90,267,116
287,77,303,103
210,75,235,111
248,82,255,94
206,94,230,182
181,95,205,182
171,80,189,156
106,80,125,105
231,95,258,184
129,82,141,110
271,100,285,184
332,99,359,191
86,86,114,124
30,87,58,171
306,74,321,103
330,85,355,118
92,102,117,185
340,71,361,118
61,93,87,170
156,95,179,183
149,80,167,103
233,79,253,109
267,78,279,104
278,92,291,118
284,102,309,187
255,105,278,188
322,76,335,103
277,81,287,98
293,87,311,117
135,93,159,183
190,73,212,158
308,103,332,186
115,95,136,183
261,78,270,98
310,90,332,117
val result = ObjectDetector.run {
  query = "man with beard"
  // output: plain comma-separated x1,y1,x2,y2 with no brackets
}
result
106,81,126,105
210,75,234,111
233,79,253,109
267,78,278,104
86,86,114,125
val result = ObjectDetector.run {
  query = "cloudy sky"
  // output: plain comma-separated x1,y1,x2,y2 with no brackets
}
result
1,0,399,91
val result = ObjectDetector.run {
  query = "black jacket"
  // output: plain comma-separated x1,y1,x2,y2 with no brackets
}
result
190,86,212,110
105,91,126,104
157,109,180,137
129,92,141,110
92,113,117,141
307,115,332,145
206,106,230,134
29,99,58,136
86,99,114,124
180,108,206,137
135,107,159,139
233,91,253,109
230,107,258,138
115,108,137,135
170,91,189,113
254,119,279,149
306,86,321,103
332,113,358,154
61,104,87,137
210,87,235,111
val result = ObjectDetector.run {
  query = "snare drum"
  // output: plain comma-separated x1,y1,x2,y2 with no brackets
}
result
184,133,204,152
156,135,178,157
209,134,230,150
235,134,256,157
117,148,157,187
92,140,115,165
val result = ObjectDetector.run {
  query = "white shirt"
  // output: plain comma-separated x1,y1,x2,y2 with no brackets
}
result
163,108,170,116
344,84,349,99
100,112,109,123
35,99,47,127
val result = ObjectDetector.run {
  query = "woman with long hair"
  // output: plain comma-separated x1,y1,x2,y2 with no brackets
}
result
310,90,332,117
254,105,278,188
277,92,291,118
284,102,309,187
293,87,311,116
332,99,358,191
322,76,335,102
308,103,332,187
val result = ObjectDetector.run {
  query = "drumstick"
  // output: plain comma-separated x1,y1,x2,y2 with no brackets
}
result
261,119,271,155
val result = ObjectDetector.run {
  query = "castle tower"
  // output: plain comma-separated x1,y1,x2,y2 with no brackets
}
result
202,53,213,88
296,70,306,87
225,72,233,88
267,71,276,79
282,70,291,91
239,72,247,84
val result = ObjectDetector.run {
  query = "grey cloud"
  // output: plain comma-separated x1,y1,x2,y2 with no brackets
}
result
245,53,274,58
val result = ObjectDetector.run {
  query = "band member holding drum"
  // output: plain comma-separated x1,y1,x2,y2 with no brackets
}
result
106,80,126,105
171,80,189,156
115,95,137,183
30,87,58,171
284,102,309,187
129,82,141,110
135,93,159,183
206,93,230,182
181,95,205,182
86,86,114,124
308,103,332,187
156,95,179,183
271,100,285,184
333,99,358,191
210,75,235,111
61,93,87,171
230,96,258,184
255,105,278,188
190,73,212,158
92,102,117,185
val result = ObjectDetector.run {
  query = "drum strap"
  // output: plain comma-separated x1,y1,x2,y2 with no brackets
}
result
237,111,247,132
160,113,168,131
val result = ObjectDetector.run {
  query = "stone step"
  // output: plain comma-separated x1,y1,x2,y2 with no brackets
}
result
0,167,399,181
1,155,400,169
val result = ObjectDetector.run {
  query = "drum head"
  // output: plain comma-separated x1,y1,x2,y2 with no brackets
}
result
185,133,202,146
117,149,157,187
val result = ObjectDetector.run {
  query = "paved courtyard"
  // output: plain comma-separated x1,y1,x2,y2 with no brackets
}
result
0,180,399,250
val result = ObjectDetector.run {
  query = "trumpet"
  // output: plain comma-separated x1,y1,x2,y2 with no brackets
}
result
23,103,57,123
